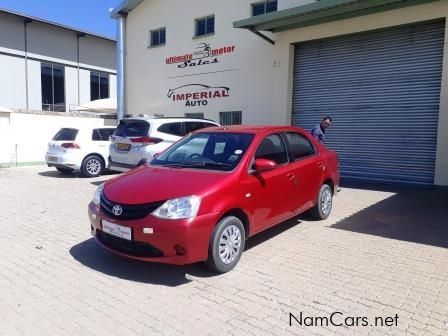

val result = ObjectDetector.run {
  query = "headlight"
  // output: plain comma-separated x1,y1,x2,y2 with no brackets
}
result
93,183,104,206
152,196,201,219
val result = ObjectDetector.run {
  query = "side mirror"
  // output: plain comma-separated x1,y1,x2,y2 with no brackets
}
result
254,158,277,172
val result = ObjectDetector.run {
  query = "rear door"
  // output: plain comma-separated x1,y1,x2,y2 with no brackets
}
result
91,128,114,160
284,131,323,213
110,119,150,165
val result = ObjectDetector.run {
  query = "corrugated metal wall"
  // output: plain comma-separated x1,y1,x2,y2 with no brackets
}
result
292,20,444,185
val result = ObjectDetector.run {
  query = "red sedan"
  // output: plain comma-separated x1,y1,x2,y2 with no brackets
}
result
88,125,339,272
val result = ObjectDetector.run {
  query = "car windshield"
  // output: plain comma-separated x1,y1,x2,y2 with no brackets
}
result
151,132,254,171
114,120,150,137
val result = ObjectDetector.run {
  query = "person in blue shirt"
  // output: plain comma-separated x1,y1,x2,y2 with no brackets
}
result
311,116,332,145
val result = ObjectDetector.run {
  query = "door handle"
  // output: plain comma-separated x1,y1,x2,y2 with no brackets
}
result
286,173,296,181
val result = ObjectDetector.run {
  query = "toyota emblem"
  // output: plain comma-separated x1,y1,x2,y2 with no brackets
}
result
112,204,123,216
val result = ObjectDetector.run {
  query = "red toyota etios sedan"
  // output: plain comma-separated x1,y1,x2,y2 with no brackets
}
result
88,125,339,273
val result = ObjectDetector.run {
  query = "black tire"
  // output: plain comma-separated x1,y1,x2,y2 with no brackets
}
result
81,155,104,178
56,167,73,175
205,216,246,273
310,184,333,220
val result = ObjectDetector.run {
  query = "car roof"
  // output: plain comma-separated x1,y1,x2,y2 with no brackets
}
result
195,125,305,134
121,116,219,124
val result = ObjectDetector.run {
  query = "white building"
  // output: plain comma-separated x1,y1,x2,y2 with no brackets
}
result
0,8,117,112
0,9,117,167
111,0,448,186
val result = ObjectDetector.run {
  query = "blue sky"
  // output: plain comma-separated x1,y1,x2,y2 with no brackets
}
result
0,0,119,39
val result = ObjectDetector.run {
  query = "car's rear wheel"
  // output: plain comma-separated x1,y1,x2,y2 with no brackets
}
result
206,216,245,273
56,167,73,175
310,183,333,220
81,155,104,177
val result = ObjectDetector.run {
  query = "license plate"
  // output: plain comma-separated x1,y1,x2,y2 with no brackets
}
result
117,143,131,151
47,156,57,162
102,220,132,241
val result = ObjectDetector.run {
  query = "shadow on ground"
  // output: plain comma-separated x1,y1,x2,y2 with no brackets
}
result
70,238,216,287
332,181,448,248
39,169,119,179
70,216,305,285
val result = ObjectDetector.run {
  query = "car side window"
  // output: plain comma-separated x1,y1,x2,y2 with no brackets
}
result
255,134,288,165
286,132,315,160
92,129,102,141
157,122,183,136
203,122,217,128
98,128,115,141
185,122,206,135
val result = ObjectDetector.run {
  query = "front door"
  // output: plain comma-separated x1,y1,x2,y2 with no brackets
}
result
240,133,297,234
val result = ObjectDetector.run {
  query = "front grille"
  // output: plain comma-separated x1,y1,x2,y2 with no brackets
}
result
100,193,165,220
97,231,163,258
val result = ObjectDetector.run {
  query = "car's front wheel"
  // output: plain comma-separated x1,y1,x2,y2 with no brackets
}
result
310,183,333,220
81,155,104,178
206,216,245,273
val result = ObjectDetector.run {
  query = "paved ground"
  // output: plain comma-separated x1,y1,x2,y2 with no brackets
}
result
0,166,447,336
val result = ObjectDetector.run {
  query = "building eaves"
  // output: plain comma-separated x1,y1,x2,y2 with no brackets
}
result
110,0,145,18
233,0,441,33
0,8,115,42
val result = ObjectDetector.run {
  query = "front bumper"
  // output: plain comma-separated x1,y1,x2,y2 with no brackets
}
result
88,202,218,265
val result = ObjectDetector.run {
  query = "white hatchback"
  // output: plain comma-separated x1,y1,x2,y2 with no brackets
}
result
45,127,115,177
108,117,220,172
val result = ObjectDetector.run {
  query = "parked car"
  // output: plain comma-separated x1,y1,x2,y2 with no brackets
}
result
46,126,115,177
108,117,220,172
88,125,339,272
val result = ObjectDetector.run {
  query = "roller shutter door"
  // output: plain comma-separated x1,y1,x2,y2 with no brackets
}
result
292,20,444,185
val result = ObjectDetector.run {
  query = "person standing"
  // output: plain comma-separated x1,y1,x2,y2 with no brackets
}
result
311,116,332,145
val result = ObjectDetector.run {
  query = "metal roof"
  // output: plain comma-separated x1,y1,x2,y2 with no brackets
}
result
110,0,145,18
233,0,441,33
0,8,115,42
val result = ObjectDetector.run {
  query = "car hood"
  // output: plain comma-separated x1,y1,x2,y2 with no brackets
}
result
103,165,231,204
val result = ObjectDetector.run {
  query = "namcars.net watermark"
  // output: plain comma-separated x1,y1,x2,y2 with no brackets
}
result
289,312,399,328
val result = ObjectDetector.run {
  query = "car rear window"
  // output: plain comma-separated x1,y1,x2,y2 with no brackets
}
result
114,120,150,137
52,128,79,141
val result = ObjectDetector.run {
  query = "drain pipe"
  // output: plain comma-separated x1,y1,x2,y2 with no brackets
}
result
116,14,126,122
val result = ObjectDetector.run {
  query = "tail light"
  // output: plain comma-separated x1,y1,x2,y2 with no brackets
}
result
61,142,81,149
130,136,163,145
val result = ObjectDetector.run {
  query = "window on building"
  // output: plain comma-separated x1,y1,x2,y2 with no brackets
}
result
90,72,109,101
150,27,166,47
220,111,242,126
185,112,205,119
195,15,214,37
41,63,65,112
252,0,278,16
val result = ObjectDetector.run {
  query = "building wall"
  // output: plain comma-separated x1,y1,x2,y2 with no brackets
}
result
0,54,26,109
124,0,448,185
0,10,116,112
271,1,448,185
0,111,113,165
124,0,314,123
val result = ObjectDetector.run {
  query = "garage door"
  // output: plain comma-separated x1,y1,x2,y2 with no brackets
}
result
292,20,444,185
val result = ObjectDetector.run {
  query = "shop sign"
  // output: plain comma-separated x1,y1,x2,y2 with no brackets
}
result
167,84,230,107
166,43,235,69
